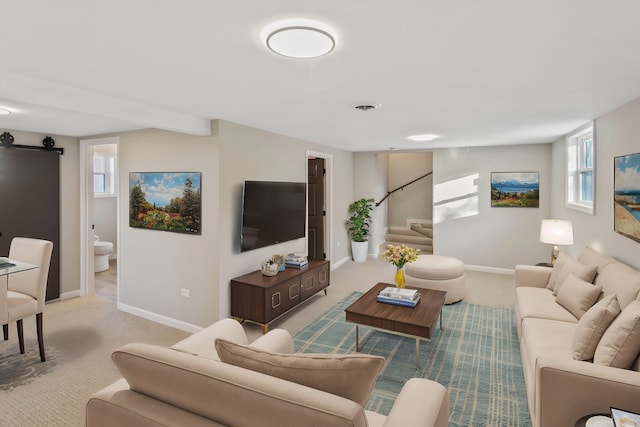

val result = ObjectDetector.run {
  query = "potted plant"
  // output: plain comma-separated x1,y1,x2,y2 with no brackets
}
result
346,198,375,262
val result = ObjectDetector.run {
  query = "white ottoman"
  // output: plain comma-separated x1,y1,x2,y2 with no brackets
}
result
405,255,467,304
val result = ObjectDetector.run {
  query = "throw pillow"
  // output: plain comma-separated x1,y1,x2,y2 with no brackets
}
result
214,338,384,407
594,300,640,369
547,252,570,291
572,294,621,361
556,274,602,320
552,259,598,296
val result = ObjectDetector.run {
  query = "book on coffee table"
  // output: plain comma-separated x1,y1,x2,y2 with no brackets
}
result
378,286,419,301
377,294,420,307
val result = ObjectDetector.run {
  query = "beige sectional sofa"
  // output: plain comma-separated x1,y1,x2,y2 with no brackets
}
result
86,318,450,427
515,247,640,427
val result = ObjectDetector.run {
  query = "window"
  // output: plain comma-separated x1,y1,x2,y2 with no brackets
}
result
566,122,594,214
93,152,117,197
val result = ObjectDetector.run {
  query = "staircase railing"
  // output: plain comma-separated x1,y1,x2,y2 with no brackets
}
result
375,171,433,207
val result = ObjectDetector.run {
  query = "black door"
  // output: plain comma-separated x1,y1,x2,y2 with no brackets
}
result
0,148,60,301
307,158,325,260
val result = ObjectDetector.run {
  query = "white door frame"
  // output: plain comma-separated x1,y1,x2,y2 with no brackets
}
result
79,137,119,297
306,150,333,264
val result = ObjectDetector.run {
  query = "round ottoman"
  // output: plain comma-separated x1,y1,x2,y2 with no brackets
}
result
405,255,467,304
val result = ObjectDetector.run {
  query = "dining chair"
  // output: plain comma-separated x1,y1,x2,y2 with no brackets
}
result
2,237,54,362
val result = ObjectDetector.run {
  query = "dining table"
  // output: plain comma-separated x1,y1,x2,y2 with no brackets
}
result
0,257,38,277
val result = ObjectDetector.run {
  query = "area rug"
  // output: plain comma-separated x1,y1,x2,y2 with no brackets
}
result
0,342,60,391
293,292,531,427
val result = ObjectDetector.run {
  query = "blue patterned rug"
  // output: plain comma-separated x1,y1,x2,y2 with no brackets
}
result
293,292,531,427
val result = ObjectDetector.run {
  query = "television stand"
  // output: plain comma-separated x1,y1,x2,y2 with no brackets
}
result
230,259,330,333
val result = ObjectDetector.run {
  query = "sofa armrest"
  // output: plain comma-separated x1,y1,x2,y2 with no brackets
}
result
382,378,449,427
170,318,249,360
515,265,552,288
250,328,294,354
535,353,640,427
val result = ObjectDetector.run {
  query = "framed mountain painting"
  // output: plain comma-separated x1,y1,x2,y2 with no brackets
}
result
490,172,539,208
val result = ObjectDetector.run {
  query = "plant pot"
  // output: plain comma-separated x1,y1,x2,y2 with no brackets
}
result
351,240,369,263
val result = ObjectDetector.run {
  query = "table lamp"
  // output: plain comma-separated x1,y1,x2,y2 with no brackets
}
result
539,219,574,264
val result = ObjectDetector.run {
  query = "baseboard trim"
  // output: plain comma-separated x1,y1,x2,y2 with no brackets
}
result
331,256,350,270
60,290,81,300
117,302,203,334
465,264,514,275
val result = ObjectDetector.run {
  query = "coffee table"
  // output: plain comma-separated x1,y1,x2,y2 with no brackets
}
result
344,282,446,370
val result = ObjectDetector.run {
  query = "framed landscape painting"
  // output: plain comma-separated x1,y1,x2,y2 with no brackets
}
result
614,152,640,243
129,172,202,234
490,172,539,208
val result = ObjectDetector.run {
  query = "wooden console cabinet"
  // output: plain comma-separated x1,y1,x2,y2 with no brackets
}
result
230,259,330,332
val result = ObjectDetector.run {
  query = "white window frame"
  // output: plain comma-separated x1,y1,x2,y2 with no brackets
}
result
566,121,594,215
93,152,118,198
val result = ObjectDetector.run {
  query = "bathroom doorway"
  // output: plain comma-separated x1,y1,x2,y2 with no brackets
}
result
79,137,119,300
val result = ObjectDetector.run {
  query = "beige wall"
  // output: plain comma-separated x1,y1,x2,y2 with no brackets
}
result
0,130,80,296
387,152,433,227
100,120,353,330
433,144,552,270
551,96,640,269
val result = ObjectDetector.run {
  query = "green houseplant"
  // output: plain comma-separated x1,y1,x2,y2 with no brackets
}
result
346,198,375,262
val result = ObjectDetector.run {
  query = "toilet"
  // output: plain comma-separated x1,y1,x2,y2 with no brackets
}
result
94,235,113,273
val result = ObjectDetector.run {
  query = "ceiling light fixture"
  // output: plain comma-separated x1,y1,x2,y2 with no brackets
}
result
0,108,12,115
263,19,336,59
407,134,439,142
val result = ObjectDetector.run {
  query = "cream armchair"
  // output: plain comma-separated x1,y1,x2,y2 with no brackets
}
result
2,237,54,362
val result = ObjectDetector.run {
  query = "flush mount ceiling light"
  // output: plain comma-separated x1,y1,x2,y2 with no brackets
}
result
263,19,336,59
407,134,439,142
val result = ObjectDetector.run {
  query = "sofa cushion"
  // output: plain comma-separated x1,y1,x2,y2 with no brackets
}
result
515,287,579,325
577,246,616,274
572,294,621,361
215,338,384,407
555,274,602,319
595,263,640,310
552,259,598,296
546,252,570,291
594,301,640,369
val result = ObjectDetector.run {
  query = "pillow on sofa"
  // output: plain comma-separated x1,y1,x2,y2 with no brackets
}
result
552,259,598,296
572,294,621,361
215,338,384,407
547,252,570,291
556,274,602,320
594,300,640,369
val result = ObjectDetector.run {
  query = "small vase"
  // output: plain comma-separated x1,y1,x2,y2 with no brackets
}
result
394,267,405,288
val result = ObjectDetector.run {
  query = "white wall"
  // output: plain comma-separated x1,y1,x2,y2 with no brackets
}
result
353,153,388,257
3,130,80,296
551,96,640,269
433,144,552,270
93,197,117,257
387,152,433,227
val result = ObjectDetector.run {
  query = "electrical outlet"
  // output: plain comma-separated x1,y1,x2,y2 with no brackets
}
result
180,288,190,298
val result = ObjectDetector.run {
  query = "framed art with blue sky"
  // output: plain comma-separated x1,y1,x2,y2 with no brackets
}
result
614,152,640,243
129,172,202,234
490,172,539,208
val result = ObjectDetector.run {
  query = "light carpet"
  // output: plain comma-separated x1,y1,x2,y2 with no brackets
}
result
0,296,189,427
294,292,531,427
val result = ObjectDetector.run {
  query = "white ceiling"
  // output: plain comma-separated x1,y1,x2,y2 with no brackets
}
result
1,1,640,152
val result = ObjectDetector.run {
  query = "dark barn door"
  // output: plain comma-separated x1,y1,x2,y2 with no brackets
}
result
0,148,60,301
307,158,325,260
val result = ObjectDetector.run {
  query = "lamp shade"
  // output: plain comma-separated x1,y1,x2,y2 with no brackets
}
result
540,219,574,245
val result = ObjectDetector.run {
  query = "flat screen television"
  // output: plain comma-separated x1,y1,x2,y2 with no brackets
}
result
240,181,306,252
